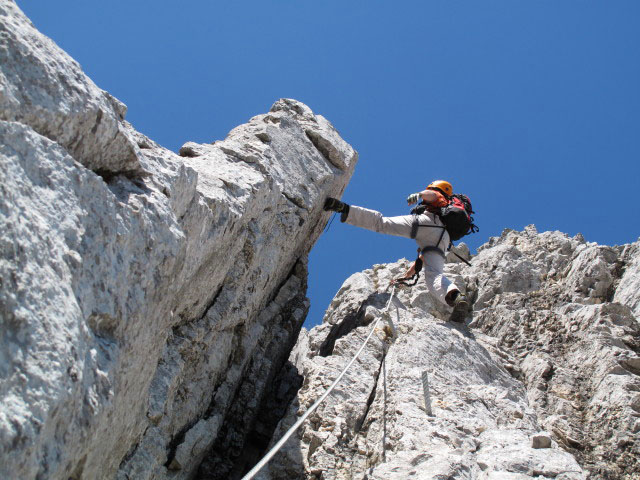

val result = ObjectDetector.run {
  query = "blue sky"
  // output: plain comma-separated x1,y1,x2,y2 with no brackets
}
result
19,1,640,327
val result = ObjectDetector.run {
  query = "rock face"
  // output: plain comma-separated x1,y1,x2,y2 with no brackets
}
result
0,3,357,479
259,228,639,480
470,228,639,479
0,1,141,175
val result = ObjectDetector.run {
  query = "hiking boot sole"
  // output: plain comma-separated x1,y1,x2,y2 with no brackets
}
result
449,299,469,323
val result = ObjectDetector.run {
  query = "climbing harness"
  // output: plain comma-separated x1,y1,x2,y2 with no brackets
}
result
395,224,446,287
398,196,476,287
241,286,399,480
395,240,472,287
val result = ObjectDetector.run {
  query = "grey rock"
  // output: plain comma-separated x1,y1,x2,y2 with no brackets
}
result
260,227,639,479
0,12,357,478
447,242,471,264
261,259,585,479
614,241,640,317
531,432,552,449
1,90,356,480
0,1,142,175
469,229,639,478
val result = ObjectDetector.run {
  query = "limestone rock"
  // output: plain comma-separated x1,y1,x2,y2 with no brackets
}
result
531,433,552,449
0,7,357,479
0,1,142,175
260,259,585,479
447,242,471,264
469,229,639,478
258,227,639,479
614,241,640,317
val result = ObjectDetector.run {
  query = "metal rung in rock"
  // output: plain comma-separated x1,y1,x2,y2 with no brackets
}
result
422,370,433,416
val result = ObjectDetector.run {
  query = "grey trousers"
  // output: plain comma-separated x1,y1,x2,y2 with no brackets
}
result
345,205,459,305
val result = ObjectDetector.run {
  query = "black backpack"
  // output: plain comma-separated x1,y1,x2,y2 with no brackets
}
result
439,194,478,241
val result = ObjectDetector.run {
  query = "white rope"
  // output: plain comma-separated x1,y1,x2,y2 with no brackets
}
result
241,286,397,480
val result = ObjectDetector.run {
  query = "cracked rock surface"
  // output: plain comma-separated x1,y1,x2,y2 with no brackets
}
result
0,4,357,479
259,227,639,479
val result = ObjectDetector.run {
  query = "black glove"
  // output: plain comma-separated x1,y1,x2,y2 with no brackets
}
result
323,197,350,222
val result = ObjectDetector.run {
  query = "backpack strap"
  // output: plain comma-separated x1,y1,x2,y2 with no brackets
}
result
410,216,418,239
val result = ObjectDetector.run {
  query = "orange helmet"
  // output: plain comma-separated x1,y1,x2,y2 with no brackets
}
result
427,180,453,197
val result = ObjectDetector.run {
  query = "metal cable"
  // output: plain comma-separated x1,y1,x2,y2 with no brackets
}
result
241,286,397,480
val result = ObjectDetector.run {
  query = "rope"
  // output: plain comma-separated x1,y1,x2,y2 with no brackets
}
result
323,212,336,233
241,286,397,480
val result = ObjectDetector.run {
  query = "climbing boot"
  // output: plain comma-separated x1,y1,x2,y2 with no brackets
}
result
447,291,469,323
323,197,350,222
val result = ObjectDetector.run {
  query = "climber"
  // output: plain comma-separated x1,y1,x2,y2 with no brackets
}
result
324,180,469,322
